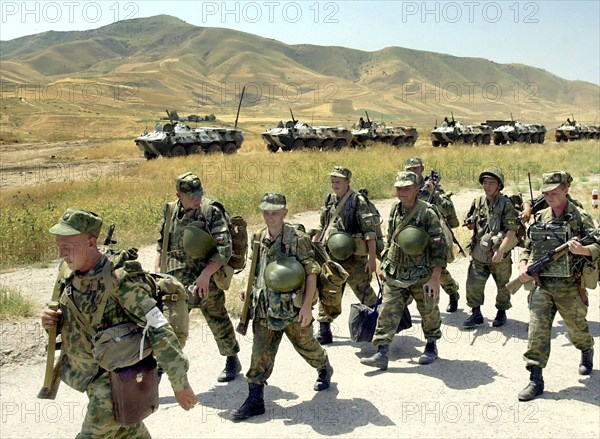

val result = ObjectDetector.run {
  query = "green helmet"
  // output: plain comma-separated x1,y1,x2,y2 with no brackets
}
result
182,223,217,260
264,257,305,292
478,167,505,190
395,226,430,256
326,232,356,261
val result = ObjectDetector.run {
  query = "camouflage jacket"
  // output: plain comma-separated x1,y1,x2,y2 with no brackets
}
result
382,199,447,285
56,255,190,393
157,198,232,279
467,193,519,256
520,201,600,288
251,223,320,330
318,189,377,240
416,179,459,228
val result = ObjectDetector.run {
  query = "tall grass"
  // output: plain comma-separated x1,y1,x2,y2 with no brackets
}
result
0,285,37,319
1,139,599,270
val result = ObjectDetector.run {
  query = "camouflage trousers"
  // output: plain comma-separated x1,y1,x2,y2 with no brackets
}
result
171,268,239,357
317,255,377,322
440,267,459,297
524,283,593,369
373,274,442,346
246,317,328,386
466,257,512,310
77,371,151,439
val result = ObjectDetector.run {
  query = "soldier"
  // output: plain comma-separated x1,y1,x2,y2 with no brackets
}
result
404,157,461,312
517,172,599,401
41,208,197,438
232,193,333,421
520,171,583,223
312,166,378,344
360,171,446,370
155,172,241,382
463,167,519,329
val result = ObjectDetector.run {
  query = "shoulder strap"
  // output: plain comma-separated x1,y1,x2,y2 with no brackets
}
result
322,190,353,240
390,201,426,243
160,202,176,274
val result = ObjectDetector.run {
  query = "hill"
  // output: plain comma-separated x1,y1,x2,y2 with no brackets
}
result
1,15,598,141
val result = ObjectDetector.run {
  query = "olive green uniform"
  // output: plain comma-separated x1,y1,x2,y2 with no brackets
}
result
247,224,328,385
157,198,239,356
520,202,599,368
56,256,190,438
373,199,447,346
317,189,378,322
466,194,519,310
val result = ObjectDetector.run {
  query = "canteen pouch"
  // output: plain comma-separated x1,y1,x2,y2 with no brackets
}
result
582,260,599,289
109,354,159,426
93,323,152,371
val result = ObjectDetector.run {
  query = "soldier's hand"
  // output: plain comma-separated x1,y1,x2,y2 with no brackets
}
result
567,238,592,256
175,387,198,411
365,257,376,275
520,205,532,223
424,180,434,194
194,272,211,298
297,305,313,327
423,280,440,301
41,308,62,329
491,249,505,263
518,262,533,283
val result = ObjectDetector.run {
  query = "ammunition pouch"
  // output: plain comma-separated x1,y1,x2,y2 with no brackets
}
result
581,259,599,289
266,289,299,330
530,223,572,277
213,264,234,290
92,323,152,372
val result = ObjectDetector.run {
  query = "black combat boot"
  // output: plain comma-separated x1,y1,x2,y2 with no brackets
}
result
492,309,507,327
360,345,389,370
463,306,484,329
579,349,594,375
446,293,460,313
232,383,265,422
217,354,242,382
518,366,544,401
316,322,333,345
418,341,438,365
314,360,334,391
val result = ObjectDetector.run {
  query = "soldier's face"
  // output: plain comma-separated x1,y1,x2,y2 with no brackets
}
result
543,186,568,207
482,178,500,197
56,234,97,272
177,192,201,210
262,208,288,229
396,184,418,203
331,177,350,196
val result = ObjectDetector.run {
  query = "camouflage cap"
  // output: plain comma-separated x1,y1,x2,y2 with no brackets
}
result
404,157,423,169
394,171,419,187
329,166,352,179
547,170,573,185
541,171,568,193
176,172,204,199
259,192,287,210
49,208,103,237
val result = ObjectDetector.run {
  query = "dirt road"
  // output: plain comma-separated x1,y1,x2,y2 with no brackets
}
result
1,193,598,438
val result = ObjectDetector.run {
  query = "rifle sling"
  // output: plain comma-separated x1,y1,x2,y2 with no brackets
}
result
322,190,353,242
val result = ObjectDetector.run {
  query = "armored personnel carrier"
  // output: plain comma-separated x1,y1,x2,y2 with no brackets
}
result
135,88,245,159
261,110,352,152
351,112,418,146
491,115,546,144
555,118,597,141
430,114,491,147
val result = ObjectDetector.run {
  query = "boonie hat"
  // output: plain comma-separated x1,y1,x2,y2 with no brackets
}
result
329,166,352,179
259,193,287,210
176,172,204,199
541,171,568,193
394,171,419,188
404,157,423,169
49,208,103,237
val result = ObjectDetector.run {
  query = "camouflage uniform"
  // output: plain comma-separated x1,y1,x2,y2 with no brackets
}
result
56,256,190,438
373,198,447,346
520,201,599,369
157,197,238,356
247,223,328,385
465,193,519,310
317,187,378,321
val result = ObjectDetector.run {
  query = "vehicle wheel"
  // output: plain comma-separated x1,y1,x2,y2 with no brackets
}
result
306,139,318,149
531,134,539,143
393,137,403,146
170,145,186,157
538,134,545,144
206,144,222,154
383,136,393,144
432,140,440,147
493,138,500,145
463,135,472,144
223,142,237,155
334,139,346,150
441,143,448,148
405,137,414,147
267,144,279,153
144,151,158,160
483,135,491,145
291,139,305,150
517,134,525,143
474,135,481,145
501,140,508,145
322,139,335,150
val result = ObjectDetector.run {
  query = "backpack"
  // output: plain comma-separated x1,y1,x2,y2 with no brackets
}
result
200,200,249,271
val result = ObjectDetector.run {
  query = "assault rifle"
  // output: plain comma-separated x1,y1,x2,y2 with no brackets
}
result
103,223,117,246
236,236,260,335
506,230,597,294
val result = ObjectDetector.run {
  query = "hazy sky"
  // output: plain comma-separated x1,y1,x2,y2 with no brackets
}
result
1,1,598,84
